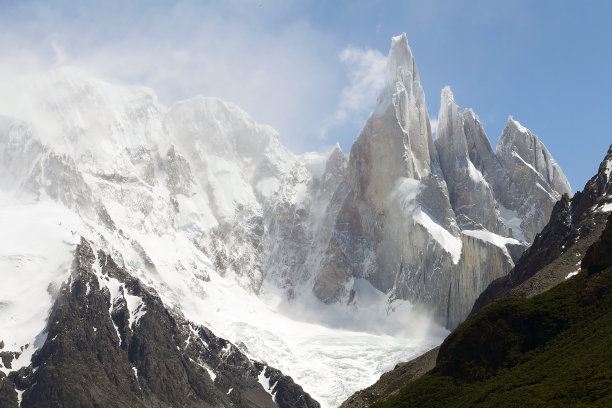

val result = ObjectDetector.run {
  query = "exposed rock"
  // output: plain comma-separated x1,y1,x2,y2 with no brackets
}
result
315,34,459,314
582,213,612,273
253,363,320,408
165,144,194,196
0,371,18,408
435,87,506,234
0,352,17,370
0,36,577,405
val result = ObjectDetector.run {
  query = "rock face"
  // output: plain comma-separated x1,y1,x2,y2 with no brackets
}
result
311,35,571,328
435,88,505,234
0,37,570,336
472,144,612,314
582,212,612,272
3,239,319,408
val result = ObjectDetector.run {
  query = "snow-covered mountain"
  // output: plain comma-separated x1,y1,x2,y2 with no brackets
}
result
0,34,572,407
0,67,443,407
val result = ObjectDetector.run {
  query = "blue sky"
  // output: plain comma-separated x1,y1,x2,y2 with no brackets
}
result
0,0,610,190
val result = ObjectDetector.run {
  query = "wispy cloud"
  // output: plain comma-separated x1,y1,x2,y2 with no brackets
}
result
320,46,387,140
430,117,438,136
0,0,341,153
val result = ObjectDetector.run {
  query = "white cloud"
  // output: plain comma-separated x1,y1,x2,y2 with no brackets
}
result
321,46,387,139
430,117,438,136
0,1,341,153
51,41,68,65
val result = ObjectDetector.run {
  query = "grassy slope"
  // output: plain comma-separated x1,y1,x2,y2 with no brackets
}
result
372,265,612,408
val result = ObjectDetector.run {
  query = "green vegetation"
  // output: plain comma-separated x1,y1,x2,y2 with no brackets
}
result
372,266,612,408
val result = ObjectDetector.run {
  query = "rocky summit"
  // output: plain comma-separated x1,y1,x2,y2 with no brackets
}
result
312,34,571,328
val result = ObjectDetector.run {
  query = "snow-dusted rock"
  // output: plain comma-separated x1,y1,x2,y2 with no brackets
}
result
314,34,460,307
435,87,506,234
312,36,571,328
496,117,573,242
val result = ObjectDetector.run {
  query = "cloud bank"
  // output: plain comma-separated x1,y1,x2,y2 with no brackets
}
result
0,0,344,152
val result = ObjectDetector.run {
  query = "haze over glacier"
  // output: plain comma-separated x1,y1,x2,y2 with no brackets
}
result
0,34,570,407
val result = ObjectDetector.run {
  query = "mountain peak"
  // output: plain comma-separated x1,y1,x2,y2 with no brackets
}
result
440,85,455,106
386,33,419,91
437,86,460,136
505,115,531,135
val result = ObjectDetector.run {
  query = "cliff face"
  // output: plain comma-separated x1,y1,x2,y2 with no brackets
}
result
311,35,570,328
435,88,506,234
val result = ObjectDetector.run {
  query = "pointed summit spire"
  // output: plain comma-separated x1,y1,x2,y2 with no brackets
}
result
387,33,415,82
384,33,426,108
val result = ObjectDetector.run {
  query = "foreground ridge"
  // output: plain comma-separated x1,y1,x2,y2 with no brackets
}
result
0,239,319,408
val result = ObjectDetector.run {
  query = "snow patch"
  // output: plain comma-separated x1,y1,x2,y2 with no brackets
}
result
258,366,277,401
512,150,539,175
16,388,23,406
462,229,520,259
0,195,83,372
396,178,423,210
499,204,526,242
467,161,485,184
192,358,216,382
413,209,462,264
535,182,555,201
124,292,146,329
395,178,461,264
598,202,612,213
256,177,280,198
509,117,530,134
300,150,331,180
462,229,520,247
92,254,146,338
565,270,580,280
